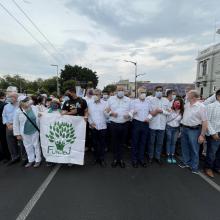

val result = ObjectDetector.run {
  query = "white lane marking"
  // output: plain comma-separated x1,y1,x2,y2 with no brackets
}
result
198,171,220,192
176,156,220,192
16,164,61,220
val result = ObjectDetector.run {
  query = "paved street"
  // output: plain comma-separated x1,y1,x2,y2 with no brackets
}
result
0,152,220,220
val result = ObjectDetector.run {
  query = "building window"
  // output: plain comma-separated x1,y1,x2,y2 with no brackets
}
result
202,60,207,76
200,87,203,96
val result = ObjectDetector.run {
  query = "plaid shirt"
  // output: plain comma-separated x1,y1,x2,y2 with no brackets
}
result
206,101,220,135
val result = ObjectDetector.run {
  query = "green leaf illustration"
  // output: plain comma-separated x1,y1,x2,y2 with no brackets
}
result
46,121,76,151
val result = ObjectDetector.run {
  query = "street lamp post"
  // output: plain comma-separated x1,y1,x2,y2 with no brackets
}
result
51,64,60,96
124,60,137,97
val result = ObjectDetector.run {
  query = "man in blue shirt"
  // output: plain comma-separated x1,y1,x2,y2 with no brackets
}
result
2,93,21,165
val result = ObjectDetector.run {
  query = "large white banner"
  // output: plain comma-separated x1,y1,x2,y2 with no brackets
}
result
40,112,86,165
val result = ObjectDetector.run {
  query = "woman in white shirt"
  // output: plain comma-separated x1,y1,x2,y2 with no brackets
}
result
166,98,184,164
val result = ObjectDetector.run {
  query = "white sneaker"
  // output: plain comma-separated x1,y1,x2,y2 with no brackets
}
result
192,170,199,175
178,163,190,169
25,162,34,168
34,162,41,168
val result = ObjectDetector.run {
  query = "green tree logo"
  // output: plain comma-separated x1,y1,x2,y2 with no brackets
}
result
46,122,76,151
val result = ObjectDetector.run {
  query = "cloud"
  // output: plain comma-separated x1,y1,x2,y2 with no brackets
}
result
0,40,53,76
66,0,219,42
1,0,219,89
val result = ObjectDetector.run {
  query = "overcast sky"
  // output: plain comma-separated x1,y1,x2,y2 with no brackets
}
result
0,0,220,88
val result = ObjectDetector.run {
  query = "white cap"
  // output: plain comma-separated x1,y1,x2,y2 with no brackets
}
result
6,86,18,93
17,95,28,103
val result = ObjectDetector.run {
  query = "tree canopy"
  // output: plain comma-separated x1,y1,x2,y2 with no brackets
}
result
0,64,99,95
60,65,98,92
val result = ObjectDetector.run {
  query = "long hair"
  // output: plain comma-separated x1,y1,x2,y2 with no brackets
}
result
172,97,184,116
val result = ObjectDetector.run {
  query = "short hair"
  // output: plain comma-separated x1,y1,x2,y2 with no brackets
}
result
216,89,220,98
94,89,102,95
116,85,124,91
68,87,76,94
31,95,38,105
0,91,5,99
102,91,109,95
46,97,52,102
138,87,146,93
154,86,163,91
189,90,199,99
166,89,173,97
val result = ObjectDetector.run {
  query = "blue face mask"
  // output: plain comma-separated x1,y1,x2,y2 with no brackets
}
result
6,97,12,104
117,91,124,98
155,91,162,98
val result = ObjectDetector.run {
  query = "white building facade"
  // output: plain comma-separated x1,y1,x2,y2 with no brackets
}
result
196,43,220,98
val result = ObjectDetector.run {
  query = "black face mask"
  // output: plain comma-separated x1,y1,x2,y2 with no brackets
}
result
51,103,59,110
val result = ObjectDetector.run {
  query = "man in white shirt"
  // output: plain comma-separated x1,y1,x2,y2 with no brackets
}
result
83,88,94,151
166,89,176,108
88,89,107,167
105,86,131,168
130,87,152,168
149,86,170,164
102,91,109,102
83,88,94,105
204,89,220,178
180,90,208,174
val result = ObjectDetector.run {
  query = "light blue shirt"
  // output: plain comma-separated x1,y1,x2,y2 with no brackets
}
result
2,103,18,125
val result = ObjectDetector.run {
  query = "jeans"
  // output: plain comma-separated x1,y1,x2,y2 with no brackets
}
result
205,134,220,170
149,129,165,160
181,126,200,171
109,122,129,160
166,125,179,155
131,120,149,163
91,128,107,160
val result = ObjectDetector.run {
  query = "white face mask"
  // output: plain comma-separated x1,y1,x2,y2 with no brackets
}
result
29,100,33,105
93,95,100,102
172,95,176,100
103,95,108,99
155,91,162,98
117,91,124,98
139,93,146,100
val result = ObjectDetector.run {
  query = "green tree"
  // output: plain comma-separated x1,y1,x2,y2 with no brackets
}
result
62,80,76,92
103,84,117,93
4,74,28,93
41,77,57,94
60,65,98,89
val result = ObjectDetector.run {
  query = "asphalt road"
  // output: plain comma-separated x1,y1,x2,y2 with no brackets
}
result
0,152,220,220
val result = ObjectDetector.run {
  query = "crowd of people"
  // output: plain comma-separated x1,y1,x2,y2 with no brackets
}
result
0,85,220,178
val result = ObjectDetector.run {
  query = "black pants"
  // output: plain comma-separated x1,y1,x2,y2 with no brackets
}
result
6,128,27,161
85,122,92,149
91,129,107,160
0,124,10,160
109,122,129,160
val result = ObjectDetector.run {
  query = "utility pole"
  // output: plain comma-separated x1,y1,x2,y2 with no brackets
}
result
51,64,60,95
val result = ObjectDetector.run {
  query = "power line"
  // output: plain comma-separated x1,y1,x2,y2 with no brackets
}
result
0,2,61,63
12,0,66,61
